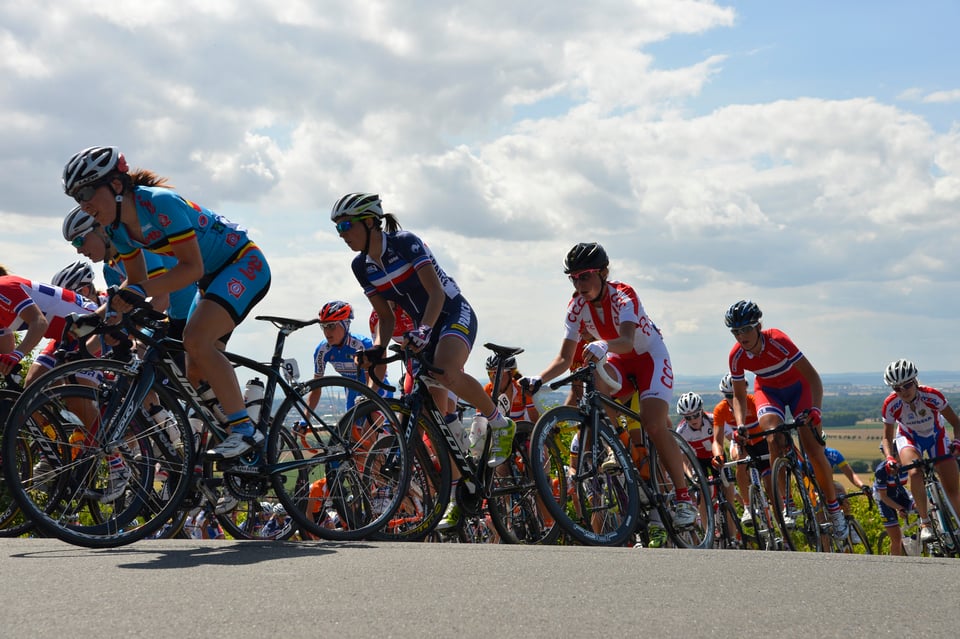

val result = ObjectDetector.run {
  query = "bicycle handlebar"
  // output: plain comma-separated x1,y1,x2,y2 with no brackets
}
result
362,343,445,394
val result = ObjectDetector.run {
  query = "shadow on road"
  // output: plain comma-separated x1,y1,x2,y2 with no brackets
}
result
9,539,373,569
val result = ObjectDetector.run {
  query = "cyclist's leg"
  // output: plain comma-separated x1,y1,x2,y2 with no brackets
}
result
898,442,927,519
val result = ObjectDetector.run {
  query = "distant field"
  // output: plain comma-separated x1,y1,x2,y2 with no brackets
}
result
822,426,884,463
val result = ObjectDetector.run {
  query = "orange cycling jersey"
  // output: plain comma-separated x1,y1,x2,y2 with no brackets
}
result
713,394,762,445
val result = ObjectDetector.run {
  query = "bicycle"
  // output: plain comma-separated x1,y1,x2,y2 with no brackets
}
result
835,487,874,554
1,291,409,547
722,452,783,551
762,420,826,552
527,363,714,548
875,509,926,556
368,342,560,544
893,454,960,558
0,367,33,537
707,462,746,549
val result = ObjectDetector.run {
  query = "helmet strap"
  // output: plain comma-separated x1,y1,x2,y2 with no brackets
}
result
107,181,124,230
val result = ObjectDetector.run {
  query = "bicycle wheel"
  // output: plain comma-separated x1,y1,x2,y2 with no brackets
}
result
267,376,408,541
746,484,781,551
371,401,451,542
651,432,714,549
2,359,194,547
714,498,745,549
927,480,960,557
844,517,871,554
529,406,640,547
771,458,822,552
487,421,562,545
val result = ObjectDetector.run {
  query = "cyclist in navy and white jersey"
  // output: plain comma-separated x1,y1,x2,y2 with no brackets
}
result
332,192,515,468
62,146,271,460
305,300,391,414
880,358,960,544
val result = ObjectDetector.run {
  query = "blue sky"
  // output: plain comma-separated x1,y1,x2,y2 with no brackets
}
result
1,1,958,390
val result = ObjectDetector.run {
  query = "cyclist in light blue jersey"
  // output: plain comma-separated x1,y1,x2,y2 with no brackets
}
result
62,146,271,460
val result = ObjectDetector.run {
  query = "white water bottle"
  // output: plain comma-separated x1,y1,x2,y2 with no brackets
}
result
243,377,265,425
148,404,181,445
197,382,227,424
444,414,470,451
469,415,489,454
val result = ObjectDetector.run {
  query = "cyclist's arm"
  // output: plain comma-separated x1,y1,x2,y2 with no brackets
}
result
941,404,960,440
838,461,866,489
138,236,204,297
8,304,48,360
731,378,749,427
604,320,637,355
536,338,578,384
368,294,395,348
881,421,897,460
412,263,445,331
0,332,15,355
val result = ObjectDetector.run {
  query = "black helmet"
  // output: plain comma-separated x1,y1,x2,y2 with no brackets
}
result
724,299,762,329
485,354,517,371
563,242,608,274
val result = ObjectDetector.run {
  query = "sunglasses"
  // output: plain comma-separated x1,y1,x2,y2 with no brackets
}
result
71,234,90,249
892,379,917,393
568,269,601,284
723,393,733,400
682,411,702,420
71,185,99,204
320,322,343,330
730,323,758,336
334,216,371,234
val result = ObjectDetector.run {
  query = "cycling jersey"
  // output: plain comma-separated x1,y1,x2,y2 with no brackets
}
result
368,305,416,343
0,276,98,338
313,332,392,404
676,412,716,460
106,186,270,323
103,255,198,321
729,328,814,420
484,379,537,422
713,395,762,444
351,230,477,350
882,386,949,439
562,280,673,402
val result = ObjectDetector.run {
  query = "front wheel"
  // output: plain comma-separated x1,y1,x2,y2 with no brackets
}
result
528,406,640,547
771,458,821,552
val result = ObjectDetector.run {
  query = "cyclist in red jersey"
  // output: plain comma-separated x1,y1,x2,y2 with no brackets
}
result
725,299,847,539
520,243,697,528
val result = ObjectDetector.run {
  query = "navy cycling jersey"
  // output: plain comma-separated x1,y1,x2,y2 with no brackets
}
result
107,186,251,274
872,461,911,500
350,230,461,324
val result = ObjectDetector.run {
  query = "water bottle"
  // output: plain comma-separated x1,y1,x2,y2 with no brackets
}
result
468,415,489,455
197,382,227,424
147,404,181,446
243,377,265,425
444,414,470,452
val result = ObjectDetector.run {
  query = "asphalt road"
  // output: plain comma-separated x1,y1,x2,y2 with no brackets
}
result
1,539,956,638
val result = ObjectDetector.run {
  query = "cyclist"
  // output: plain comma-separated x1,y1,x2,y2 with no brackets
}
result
521,242,697,528
62,205,199,349
676,392,738,543
304,300,391,414
880,358,960,544
873,448,914,556
725,299,847,539
483,354,539,424
51,260,101,304
369,300,416,394
62,146,271,460
712,373,768,524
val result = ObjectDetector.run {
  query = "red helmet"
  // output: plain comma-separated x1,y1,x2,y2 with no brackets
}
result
319,300,354,323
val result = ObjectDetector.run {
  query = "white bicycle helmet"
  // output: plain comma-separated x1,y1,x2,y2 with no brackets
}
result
884,359,918,387
718,373,734,395
676,392,703,416
330,192,383,220
51,260,96,292
62,206,98,241
62,145,128,196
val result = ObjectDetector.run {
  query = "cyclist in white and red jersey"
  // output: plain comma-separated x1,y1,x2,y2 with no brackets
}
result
63,146,271,460
0,267,100,379
369,301,416,394
880,358,960,544
725,299,847,539
520,243,697,528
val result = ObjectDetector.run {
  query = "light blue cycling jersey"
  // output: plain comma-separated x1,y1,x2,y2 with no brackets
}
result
103,256,198,321
107,186,252,274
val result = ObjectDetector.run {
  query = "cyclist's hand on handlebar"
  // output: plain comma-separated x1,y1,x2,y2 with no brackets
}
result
885,455,899,474
403,325,432,352
711,453,726,470
799,407,822,427
519,376,542,395
355,346,385,367
111,283,147,314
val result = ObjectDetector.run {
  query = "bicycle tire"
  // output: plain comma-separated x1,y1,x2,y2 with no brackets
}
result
771,457,822,552
746,483,781,551
845,517,872,554
370,400,451,542
714,497,744,549
651,432,714,549
529,406,640,547
2,359,194,547
267,376,408,541
487,421,562,545
927,480,960,557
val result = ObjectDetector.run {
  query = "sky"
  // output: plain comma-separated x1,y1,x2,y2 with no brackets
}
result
1,0,959,389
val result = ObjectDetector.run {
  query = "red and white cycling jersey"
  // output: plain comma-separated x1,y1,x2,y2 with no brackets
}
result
676,413,716,460
0,276,97,339
562,280,665,355
882,386,949,439
728,328,805,390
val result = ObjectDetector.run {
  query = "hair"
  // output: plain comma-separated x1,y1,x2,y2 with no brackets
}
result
128,168,174,189
373,213,402,234
0,264,7,276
